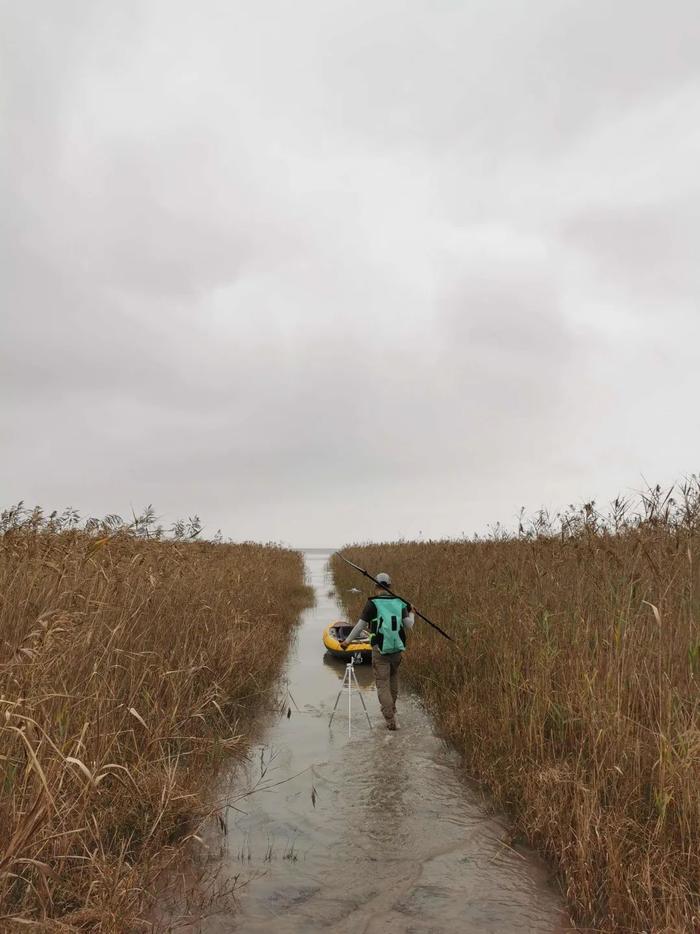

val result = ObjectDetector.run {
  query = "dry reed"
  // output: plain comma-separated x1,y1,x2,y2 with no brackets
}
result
0,505,311,930
331,481,700,934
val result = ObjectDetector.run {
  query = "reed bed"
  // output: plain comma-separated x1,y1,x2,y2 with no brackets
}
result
331,482,700,934
0,505,312,930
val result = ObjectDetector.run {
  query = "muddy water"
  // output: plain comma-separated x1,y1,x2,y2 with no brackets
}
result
195,551,572,933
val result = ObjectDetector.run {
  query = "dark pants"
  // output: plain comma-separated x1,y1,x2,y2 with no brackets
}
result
372,646,402,724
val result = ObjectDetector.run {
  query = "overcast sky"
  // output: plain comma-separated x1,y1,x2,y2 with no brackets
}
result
2,1,699,546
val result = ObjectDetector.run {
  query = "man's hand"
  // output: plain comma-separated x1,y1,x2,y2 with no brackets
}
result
340,640,348,650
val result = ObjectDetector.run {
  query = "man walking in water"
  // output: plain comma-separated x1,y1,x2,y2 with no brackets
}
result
340,572,414,730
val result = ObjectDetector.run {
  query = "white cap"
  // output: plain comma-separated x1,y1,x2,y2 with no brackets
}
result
376,572,391,587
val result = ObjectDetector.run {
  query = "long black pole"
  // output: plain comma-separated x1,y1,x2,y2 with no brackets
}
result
334,552,454,643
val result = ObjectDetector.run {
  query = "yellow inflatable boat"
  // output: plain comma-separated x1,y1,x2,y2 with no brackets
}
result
322,622,372,661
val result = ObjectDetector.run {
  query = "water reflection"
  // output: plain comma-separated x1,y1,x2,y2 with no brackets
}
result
321,652,375,689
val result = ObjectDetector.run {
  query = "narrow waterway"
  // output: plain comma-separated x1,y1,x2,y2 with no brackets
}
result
190,550,573,933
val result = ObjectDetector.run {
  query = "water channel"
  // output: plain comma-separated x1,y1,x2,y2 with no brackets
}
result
186,550,573,933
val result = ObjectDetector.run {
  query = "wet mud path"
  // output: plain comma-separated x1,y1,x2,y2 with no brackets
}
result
189,551,573,933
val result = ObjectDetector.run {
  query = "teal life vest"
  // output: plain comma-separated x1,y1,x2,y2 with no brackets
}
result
369,595,408,655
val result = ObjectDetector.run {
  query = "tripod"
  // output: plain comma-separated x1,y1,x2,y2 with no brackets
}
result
329,656,372,736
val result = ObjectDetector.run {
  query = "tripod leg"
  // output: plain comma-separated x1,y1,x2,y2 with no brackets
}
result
329,667,349,728
351,668,373,729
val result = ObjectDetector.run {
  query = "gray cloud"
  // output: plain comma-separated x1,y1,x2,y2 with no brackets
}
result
2,0,699,544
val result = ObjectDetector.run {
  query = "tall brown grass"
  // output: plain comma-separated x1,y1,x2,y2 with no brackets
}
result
332,481,700,934
0,505,312,930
